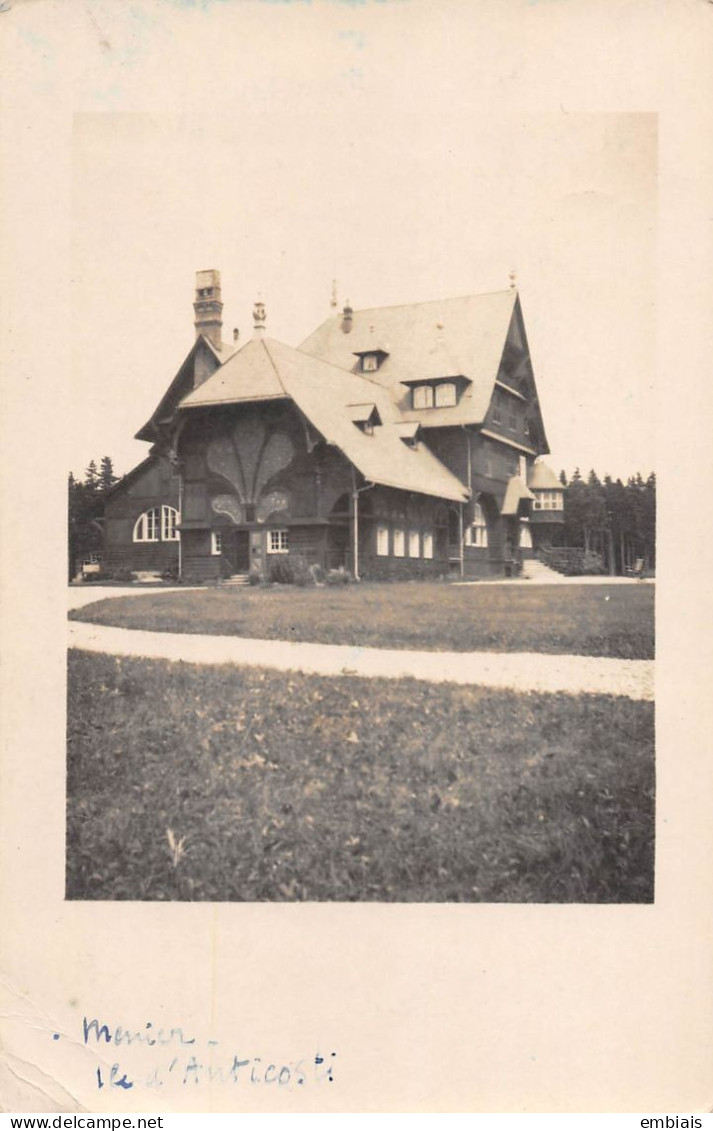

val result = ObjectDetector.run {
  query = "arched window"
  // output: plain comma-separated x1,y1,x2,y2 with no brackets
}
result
133,505,179,543
465,501,488,548
161,505,179,541
133,507,159,543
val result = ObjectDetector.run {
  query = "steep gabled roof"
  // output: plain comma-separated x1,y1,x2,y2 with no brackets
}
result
179,337,287,407
178,336,469,503
103,455,156,500
135,335,240,442
299,289,519,427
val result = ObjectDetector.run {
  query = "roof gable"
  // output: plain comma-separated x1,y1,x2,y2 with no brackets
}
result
179,337,288,408
135,334,239,442
481,297,550,454
178,335,468,502
299,289,518,426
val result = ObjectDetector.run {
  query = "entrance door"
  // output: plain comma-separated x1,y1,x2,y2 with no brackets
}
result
225,530,251,574
327,523,349,570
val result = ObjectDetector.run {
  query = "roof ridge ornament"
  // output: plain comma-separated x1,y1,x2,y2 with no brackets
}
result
253,297,266,337
509,268,517,290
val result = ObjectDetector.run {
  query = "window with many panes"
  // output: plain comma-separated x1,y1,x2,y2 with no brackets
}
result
133,505,179,543
133,508,159,542
492,394,502,425
267,529,289,553
393,527,405,557
408,530,420,557
161,505,179,541
211,531,222,556
423,531,434,559
533,490,564,511
376,524,389,556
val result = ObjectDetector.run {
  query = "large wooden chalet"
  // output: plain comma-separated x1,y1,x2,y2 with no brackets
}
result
103,270,564,581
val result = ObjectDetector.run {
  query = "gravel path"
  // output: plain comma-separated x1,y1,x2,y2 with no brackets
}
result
68,619,654,701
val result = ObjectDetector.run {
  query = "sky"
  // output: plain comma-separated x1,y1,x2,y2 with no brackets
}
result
69,108,656,483
4,2,663,485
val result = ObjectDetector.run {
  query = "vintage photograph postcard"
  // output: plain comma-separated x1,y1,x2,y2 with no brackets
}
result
1,0,712,1115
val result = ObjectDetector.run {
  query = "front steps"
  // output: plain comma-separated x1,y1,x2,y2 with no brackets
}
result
219,574,251,587
521,558,565,582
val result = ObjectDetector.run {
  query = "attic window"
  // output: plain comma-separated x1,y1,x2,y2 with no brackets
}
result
435,382,457,407
410,379,463,410
349,403,381,434
413,385,434,409
353,347,389,372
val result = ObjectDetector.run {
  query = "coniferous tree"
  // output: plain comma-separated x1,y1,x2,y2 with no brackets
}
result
68,457,120,580
560,466,655,573
99,456,117,493
85,460,99,489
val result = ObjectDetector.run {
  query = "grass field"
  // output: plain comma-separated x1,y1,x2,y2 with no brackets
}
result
66,651,655,903
70,581,654,659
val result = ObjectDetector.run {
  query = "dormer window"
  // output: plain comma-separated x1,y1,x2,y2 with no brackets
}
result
392,421,422,447
434,382,457,407
353,347,389,373
413,385,434,409
405,375,469,411
349,402,381,434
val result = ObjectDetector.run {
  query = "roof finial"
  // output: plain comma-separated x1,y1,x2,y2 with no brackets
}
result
253,297,266,338
330,279,338,310
509,268,517,290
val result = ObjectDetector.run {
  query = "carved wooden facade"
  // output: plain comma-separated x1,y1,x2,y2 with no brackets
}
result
103,272,564,582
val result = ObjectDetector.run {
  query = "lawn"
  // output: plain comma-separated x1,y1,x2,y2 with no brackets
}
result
70,581,654,659
67,651,655,903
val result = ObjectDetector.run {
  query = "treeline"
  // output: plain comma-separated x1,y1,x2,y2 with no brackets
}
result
68,458,119,580
557,469,656,575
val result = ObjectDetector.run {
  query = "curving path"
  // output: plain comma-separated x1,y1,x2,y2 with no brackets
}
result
68,588,654,701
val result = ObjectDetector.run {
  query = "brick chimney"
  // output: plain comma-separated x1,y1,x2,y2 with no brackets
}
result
341,301,353,334
193,269,223,348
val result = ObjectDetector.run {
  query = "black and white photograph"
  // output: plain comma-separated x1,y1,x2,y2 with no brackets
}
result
65,109,656,905
2,0,711,1116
